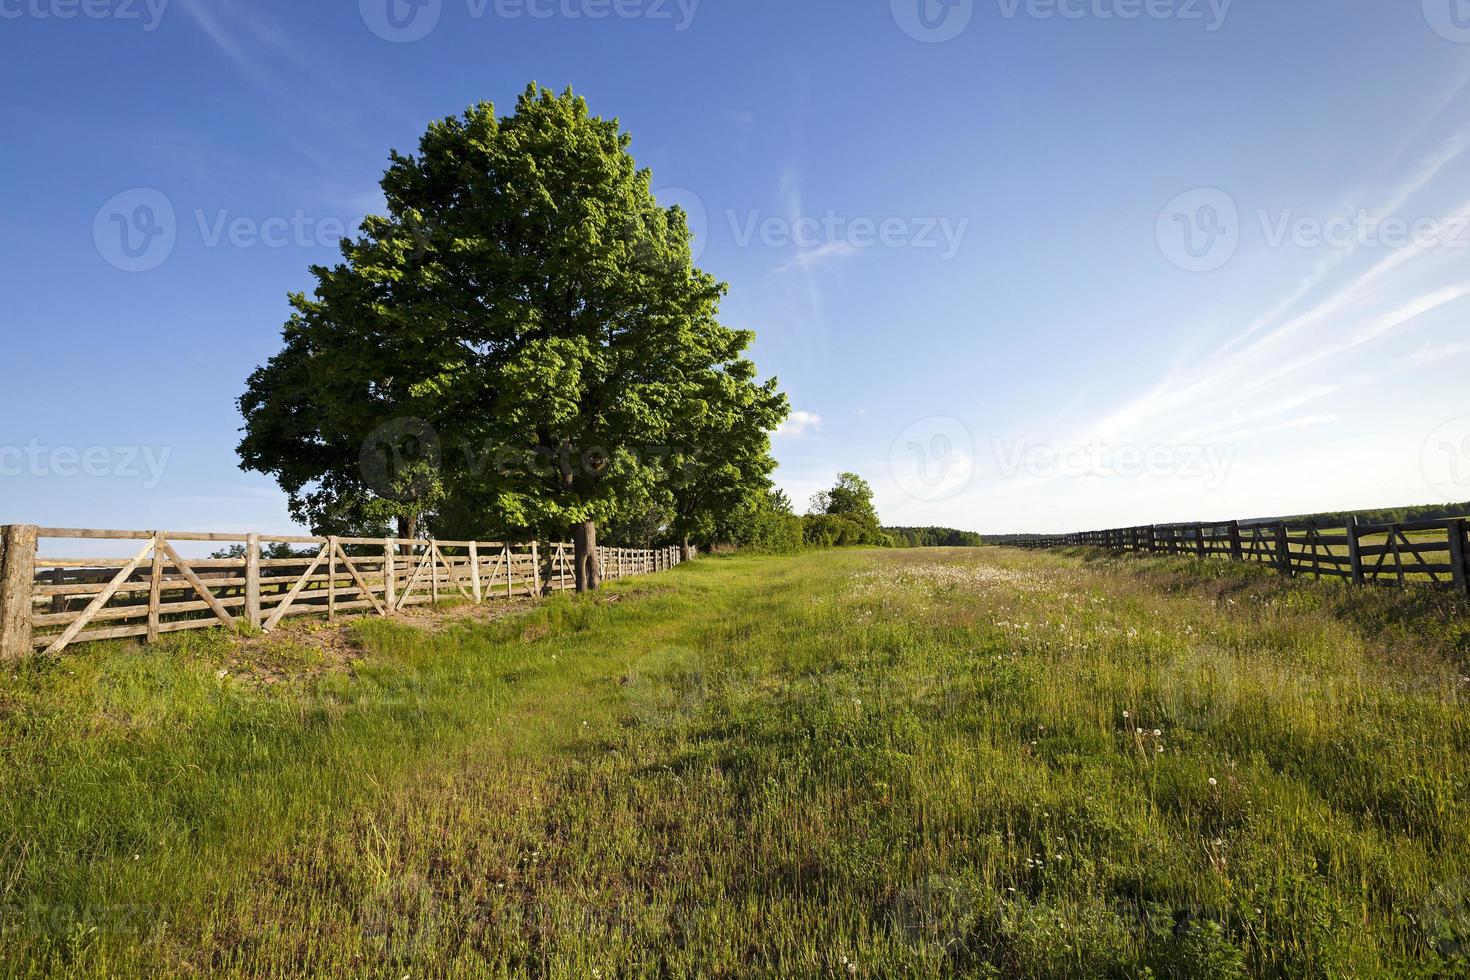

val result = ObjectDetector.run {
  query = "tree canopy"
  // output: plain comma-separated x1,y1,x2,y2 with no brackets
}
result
238,85,786,589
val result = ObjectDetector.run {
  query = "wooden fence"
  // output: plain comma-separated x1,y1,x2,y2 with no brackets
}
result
0,525,689,659
1004,517,1470,597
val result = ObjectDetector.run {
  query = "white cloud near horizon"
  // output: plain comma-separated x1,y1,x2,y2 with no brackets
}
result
775,410,823,438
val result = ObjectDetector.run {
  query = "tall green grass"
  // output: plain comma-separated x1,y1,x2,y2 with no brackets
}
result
1,548,1467,977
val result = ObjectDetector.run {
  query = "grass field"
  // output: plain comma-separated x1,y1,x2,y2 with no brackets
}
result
2,547,1469,978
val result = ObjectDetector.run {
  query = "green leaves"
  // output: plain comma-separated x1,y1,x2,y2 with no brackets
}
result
239,85,785,552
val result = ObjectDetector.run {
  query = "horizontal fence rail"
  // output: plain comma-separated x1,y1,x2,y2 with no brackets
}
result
1005,517,1470,598
0,526,689,658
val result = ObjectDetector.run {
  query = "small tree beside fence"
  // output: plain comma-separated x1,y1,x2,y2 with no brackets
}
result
0,526,690,659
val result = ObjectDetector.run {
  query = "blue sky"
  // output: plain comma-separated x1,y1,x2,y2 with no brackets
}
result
3,0,1470,539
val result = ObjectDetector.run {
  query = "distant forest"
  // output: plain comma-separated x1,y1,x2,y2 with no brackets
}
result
886,526,985,548
1278,501,1470,525
981,501,1470,544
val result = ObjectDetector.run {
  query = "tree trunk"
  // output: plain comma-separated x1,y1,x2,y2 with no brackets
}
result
396,514,418,541
681,534,693,563
571,520,600,592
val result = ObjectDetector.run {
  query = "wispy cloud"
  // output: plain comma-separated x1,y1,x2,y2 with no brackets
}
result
1409,340,1470,364
774,241,858,274
775,410,823,438
1071,112,1470,494
173,0,416,160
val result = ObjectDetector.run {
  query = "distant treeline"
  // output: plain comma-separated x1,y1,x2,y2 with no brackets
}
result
1274,501,1470,526
886,526,985,548
987,501,1470,546
716,475,983,552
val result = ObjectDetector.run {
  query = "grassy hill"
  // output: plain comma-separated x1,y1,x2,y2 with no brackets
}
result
2,549,1468,977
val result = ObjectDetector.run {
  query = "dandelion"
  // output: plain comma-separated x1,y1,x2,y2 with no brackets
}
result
1122,711,1130,720
215,669,228,680
1152,729,1162,737
1208,777,1218,787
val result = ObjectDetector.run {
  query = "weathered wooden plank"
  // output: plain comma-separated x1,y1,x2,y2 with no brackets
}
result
245,533,261,630
332,543,387,617
158,539,238,630
262,544,328,631
44,537,155,654
147,532,164,642
0,525,38,660
1450,519,1469,598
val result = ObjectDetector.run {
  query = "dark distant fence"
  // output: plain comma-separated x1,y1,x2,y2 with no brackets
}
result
1005,517,1470,597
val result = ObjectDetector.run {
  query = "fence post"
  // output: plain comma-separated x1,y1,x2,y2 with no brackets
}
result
0,525,38,660
147,532,164,643
245,532,261,629
1194,525,1207,559
383,539,396,613
1275,522,1292,576
1346,516,1365,586
1228,521,1244,563
327,535,339,620
1448,519,1469,598
469,541,482,604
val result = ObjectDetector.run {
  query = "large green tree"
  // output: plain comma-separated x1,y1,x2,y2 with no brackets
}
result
666,360,788,559
238,85,783,590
